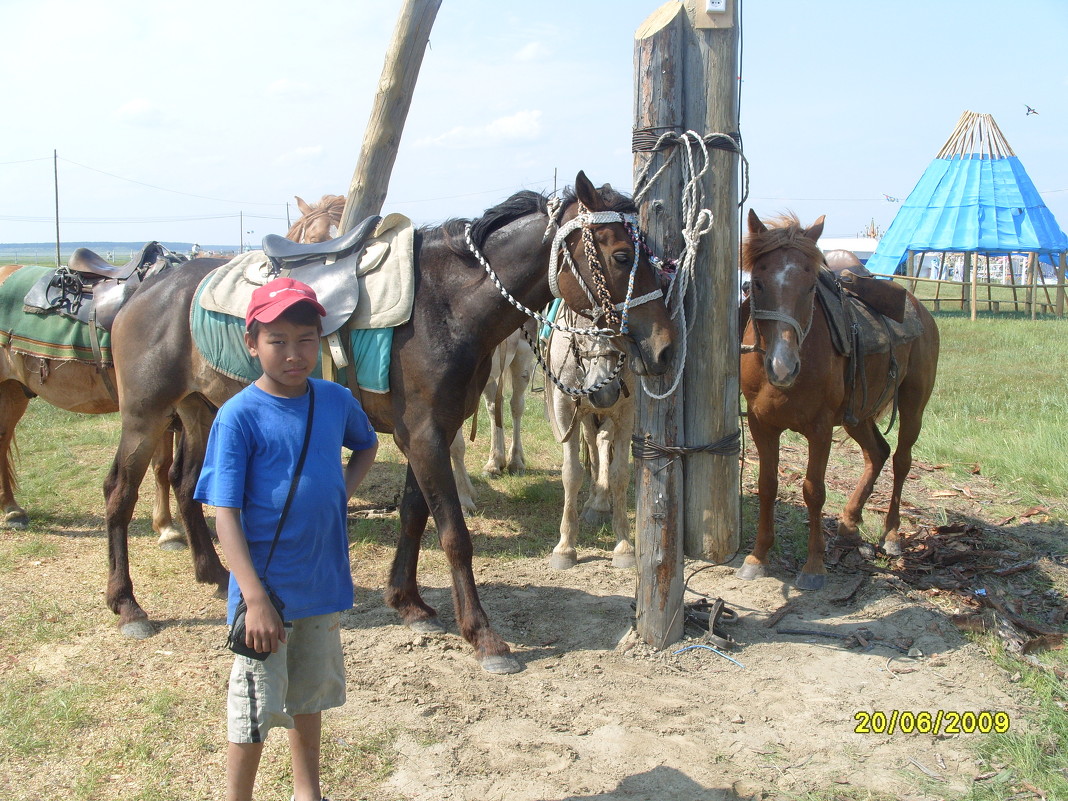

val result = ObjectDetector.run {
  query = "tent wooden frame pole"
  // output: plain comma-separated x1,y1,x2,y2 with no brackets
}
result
1057,253,1066,317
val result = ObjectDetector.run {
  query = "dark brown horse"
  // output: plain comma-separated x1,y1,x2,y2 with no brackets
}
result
738,210,939,589
103,173,676,673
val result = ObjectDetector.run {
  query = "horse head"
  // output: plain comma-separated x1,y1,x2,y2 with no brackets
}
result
551,172,676,377
288,194,345,244
743,209,825,388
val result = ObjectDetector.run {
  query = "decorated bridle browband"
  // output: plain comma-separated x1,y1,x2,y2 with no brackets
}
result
546,207,663,336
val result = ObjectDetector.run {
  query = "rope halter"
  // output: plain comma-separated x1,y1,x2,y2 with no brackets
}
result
547,209,663,336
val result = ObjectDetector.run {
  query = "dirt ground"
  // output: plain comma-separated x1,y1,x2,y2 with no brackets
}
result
330,439,1066,801
4,434,1066,801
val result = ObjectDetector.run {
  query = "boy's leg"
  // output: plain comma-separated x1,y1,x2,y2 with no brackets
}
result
227,741,265,801
289,711,323,801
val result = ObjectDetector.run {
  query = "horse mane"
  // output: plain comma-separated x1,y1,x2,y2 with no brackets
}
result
286,194,345,241
742,213,824,272
429,182,639,261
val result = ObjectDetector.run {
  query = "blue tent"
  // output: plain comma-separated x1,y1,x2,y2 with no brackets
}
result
867,111,1068,275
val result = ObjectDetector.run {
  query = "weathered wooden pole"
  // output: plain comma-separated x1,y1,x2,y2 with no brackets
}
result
681,0,740,562
337,0,441,233
631,0,739,649
1057,252,1066,317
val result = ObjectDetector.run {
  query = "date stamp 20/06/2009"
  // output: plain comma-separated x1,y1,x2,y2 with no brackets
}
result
854,710,1011,736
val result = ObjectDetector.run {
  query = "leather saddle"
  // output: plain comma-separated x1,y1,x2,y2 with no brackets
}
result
261,215,380,271
23,241,186,331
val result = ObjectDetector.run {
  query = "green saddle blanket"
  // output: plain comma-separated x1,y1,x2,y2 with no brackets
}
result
0,265,112,363
190,274,391,392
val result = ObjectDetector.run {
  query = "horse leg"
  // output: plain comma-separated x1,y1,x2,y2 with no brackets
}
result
795,428,833,590
385,464,444,630
837,419,890,545
881,387,927,557
0,382,30,528
170,397,229,593
737,415,782,581
481,377,507,477
449,431,477,513
608,408,635,569
581,417,612,525
404,437,520,674
103,416,172,638
151,428,187,550
549,430,583,570
505,354,531,474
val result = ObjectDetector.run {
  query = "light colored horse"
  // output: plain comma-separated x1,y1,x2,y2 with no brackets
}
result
450,320,537,511
544,306,635,570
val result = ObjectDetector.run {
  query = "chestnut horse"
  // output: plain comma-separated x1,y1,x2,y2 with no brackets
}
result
102,173,676,673
0,262,181,543
738,210,939,589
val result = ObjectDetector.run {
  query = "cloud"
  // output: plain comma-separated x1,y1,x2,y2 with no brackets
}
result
514,41,551,62
274,146,325,165
267,78,317,99
417,110,543,149
116,98,172,128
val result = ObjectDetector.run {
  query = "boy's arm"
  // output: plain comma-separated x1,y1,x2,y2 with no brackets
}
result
344,441,379,500
215,506,286,654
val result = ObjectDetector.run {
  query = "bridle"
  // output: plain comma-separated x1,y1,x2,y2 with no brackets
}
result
463,197,663,396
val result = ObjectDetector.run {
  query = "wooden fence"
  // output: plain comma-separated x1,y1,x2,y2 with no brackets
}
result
877,251,1067,319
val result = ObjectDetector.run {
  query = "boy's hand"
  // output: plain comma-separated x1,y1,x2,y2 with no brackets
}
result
243,595,287,654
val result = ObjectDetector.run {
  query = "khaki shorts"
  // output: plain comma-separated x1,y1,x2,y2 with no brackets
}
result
227,612,345,743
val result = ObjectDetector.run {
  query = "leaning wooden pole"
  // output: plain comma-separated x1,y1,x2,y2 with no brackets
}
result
337,0,441,233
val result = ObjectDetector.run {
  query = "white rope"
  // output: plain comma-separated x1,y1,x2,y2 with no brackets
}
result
634,130,716,400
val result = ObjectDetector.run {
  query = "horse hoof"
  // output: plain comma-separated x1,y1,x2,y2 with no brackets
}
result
479,654,523,674
858,542,877,560
409,618,446,634
612,553,636,569
882,540,903,557
3,510,28,530
581,508,609,526
794,572,826,591
548,552,577,570
735,562,766,581
120,620,156,639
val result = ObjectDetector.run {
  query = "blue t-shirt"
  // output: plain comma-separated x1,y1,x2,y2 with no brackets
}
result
194,378,377,623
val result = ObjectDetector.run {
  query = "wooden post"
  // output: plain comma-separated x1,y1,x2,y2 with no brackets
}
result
1027,253,1037,319
337,0,441,233
1057,252,1066,317
631,0,740,649
962,252,972,313
632,2,688,650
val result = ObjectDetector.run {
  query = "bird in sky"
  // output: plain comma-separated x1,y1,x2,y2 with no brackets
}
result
1025,104,1039,115
882,193,900,203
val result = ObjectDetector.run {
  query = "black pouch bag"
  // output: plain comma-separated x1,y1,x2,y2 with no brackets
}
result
227,585,288,661
224,383,314,661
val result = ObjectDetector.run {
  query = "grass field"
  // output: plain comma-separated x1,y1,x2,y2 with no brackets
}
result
0,307,1065,799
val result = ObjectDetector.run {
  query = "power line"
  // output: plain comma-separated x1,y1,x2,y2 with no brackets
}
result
58,157,284,207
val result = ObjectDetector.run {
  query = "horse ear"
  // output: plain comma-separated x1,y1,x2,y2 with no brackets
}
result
804,215,826,242
296,196,313,216
747,208,767,235
574,171,601,210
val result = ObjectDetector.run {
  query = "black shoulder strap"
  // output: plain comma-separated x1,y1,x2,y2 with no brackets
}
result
262,381,315,577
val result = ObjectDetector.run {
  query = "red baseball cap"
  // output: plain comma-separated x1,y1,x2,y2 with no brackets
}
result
245,277,327,329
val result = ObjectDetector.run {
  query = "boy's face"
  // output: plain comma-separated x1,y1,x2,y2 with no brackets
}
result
245,317,320,398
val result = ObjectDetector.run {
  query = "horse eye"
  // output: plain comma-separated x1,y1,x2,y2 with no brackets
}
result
613,251,631,265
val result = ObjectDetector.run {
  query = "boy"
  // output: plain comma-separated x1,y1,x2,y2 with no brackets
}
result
195,277,378,801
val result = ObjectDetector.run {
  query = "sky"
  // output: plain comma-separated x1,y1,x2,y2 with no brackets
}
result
1,0,1065,248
